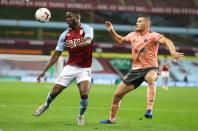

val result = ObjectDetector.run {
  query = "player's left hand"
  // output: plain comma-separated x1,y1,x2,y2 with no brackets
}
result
37,72,45,83
65,42,77,48
171,52,184,61
105,21,113,32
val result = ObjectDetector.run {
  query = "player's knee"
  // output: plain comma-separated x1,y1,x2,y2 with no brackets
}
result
147,76,157,86
50,92,59,98
113,95,121,103
146,71,158,81
51,86,64,97
80,94,88,100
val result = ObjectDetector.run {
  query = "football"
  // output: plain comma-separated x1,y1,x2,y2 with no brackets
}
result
35,8,51,23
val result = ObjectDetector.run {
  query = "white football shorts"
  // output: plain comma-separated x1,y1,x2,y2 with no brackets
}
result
55,65,91,87
161,71,170,78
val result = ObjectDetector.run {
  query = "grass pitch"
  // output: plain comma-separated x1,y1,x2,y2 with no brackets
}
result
0,81,198,131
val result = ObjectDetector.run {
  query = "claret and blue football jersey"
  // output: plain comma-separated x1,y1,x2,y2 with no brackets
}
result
56,24,94,68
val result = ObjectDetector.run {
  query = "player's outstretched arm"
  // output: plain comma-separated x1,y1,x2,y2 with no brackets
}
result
105,21,125,44
158,36,184,60
37,51,62,82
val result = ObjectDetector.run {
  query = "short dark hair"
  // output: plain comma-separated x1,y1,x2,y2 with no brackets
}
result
66,11,81,19
137,14,151,26
137,14,151,21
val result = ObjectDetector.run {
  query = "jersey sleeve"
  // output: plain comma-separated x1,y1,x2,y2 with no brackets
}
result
83,24,94,40
55,30,68,51
124,32,134,43
152,32,163,42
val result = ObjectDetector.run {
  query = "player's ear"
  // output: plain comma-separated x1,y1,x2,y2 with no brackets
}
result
75,14,81,23
76,14,81,20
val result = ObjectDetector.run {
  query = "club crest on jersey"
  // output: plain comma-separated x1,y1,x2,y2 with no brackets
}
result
144,38,148,43
66,33,70,36
139,48,146,53
80,29,83,35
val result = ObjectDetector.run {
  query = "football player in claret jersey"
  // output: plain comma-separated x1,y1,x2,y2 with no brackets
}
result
160,56,171,90
33,11,94,125
100,14,184,124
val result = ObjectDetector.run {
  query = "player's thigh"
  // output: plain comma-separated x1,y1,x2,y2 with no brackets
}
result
76,67,91,95
55,65,76,87
145,70,158,83
77,80,91,96
114,82,135,98
51,84,65,94
76,67,91,84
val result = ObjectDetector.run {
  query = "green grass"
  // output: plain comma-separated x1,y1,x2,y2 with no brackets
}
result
0,81,198,131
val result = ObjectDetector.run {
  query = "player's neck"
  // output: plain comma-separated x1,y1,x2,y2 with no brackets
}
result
72,23,80,30
139,28,150,36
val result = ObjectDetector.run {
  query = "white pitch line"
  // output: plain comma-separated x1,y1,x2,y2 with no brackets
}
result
0,104,197,113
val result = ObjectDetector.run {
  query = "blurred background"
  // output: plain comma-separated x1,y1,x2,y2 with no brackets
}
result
0,0,198,87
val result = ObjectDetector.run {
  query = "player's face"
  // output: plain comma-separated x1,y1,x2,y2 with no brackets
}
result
135,17,148,31
66,14,78,28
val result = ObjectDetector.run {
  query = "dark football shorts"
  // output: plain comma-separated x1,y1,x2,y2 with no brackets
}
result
122,67,159,88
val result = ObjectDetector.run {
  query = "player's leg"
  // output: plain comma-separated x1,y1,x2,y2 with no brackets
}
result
166,77,168,86
100,69,144,124
46,84,65,106
76,67,91,125
162,72,169,90
100,82,135,124
165,72,170,89
34,84,65,116
109,82,136,122
77,80,91,125
161,71,165,88
161,76,165,87
34,65,75,117
163,76,168,90
144,70,158,119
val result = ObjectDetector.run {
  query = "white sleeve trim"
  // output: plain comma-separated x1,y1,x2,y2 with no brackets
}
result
55,30,69,51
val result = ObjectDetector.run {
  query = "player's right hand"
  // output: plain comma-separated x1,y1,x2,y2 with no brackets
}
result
171,51,184,61
105,21,113,32
65,41,77,48
37,72,45,83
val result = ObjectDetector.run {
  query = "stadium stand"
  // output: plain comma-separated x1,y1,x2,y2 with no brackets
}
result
170,60,198,82
151,0,197,8
110,58,198,82
0,0,197,85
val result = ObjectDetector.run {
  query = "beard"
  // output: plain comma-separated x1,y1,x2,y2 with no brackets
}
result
68,20,79,28
136,28,143,32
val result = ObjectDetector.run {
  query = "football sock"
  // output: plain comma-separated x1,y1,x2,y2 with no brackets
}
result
46,92,57,106
147,83,156,111
109,96,121,122
79,98,88,116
